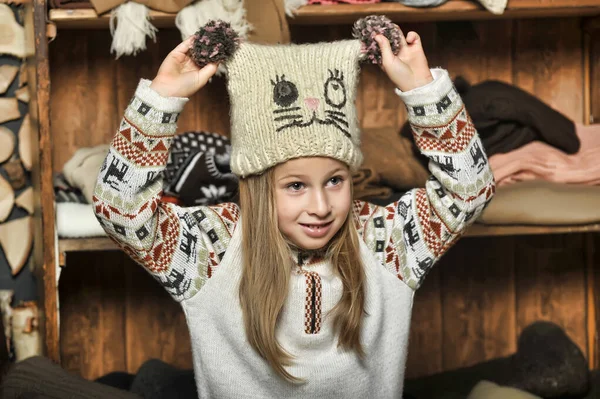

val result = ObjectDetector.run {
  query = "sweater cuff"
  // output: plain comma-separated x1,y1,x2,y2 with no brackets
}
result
135,78,189,113
394,68,453,106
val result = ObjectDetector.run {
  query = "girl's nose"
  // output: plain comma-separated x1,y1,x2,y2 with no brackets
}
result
305,97,320,112
308,190,331,217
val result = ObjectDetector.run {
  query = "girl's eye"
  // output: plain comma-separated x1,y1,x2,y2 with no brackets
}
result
287,182,304,191
328,176,343,186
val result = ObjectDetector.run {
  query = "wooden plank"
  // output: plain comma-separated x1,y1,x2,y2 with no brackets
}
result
29,0,61,363
59,252,127,379
586,234,596,370
54,222,600,257
406,266,443,378
513,18,584,123
48,8,177,30
124,257,193,373
50,29,119,172
59,237,118,253
515,235,588,359
432,19,513,84
593,233,600,369
49,1,600,29
589,24,600,123
440,236,517,370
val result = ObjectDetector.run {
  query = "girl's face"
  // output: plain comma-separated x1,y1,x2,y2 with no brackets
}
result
273,157,352,251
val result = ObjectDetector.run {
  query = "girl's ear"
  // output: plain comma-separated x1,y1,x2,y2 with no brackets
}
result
189,19,242,68
352,15,403,65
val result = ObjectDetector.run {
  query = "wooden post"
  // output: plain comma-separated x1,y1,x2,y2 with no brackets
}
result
27,0,60,363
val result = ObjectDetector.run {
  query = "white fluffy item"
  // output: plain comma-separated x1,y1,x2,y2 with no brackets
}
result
176,0,251,75
56,202,107,238
109,1,158,58
476,0,507,14
283,0,307,17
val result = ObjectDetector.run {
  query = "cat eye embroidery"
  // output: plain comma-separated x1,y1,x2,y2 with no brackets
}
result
271,75,299,107
324,69,347,109
270,71,351,138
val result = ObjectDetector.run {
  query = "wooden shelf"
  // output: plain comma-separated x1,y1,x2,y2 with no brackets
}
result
48,1,600,29
56,222,600,257
59,237,118,253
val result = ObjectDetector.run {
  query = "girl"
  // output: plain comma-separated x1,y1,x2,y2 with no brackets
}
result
94,18,495,399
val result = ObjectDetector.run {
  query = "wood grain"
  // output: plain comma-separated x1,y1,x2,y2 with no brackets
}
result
124,258,193,373
406,266,443,378
48,1,600,28
515,235,588,359
49,29,118,173
589,24,600,123
59,252,127,379
513,18,584,123
29,0,60,362
440,237,517,370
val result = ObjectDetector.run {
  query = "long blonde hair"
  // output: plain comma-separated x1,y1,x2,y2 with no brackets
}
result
238,167,366,383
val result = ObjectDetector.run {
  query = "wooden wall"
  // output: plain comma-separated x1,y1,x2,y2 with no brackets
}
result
50,18,597,380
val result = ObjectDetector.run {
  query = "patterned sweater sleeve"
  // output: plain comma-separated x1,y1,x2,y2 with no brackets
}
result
354,69,495,290
93,79,240,302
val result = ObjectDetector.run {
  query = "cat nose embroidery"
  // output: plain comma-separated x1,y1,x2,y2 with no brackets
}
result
305,97,320,111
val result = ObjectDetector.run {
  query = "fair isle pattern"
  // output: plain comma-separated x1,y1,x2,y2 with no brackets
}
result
412,106,475,153
112,122,171,167
303,271,323,335
354,72,495,290
94,80,242,301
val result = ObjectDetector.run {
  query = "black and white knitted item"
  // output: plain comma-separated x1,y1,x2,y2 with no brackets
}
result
387,0,447,7
53,174,87,204
167,150,238,206
165,131,230,184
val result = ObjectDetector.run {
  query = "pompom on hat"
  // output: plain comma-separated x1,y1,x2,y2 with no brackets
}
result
190,15,401,177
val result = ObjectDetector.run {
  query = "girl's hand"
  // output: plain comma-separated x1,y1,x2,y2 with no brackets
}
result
375,29,433,92
150,35,219,98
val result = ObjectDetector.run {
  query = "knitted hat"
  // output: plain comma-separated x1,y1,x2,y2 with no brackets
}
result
190,16,403,177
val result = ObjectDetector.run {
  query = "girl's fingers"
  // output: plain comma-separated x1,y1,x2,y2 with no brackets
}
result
375,35,395,66
393,24,408,47
406,31,420,45
196,63,219,86
173,35,196,54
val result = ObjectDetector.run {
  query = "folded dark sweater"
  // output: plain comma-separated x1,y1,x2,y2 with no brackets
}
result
403,78,580,164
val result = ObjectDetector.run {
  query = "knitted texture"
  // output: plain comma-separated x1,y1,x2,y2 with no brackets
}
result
94,71,495,397
226,40,364,177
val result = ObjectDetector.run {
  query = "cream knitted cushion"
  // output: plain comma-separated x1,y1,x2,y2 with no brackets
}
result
477,0,507,14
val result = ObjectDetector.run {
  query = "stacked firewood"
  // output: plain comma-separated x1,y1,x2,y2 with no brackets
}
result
0,2,42,362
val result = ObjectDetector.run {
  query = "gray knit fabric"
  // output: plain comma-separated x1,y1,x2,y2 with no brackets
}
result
390,0,448,7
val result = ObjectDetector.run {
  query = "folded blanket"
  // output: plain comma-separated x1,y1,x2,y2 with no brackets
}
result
468,381,541,399
477,180,600,225
56,202,107,238
352,167,392,200
54,174,86,204
403,78,580,167
361,126,429,191
490,123,600,186
63,145,110,204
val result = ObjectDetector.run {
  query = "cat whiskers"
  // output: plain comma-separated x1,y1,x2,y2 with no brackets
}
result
273,106,304,131
324,110,350,137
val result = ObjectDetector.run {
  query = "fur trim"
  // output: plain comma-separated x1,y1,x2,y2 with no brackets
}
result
284,0,308,17
176,0,251,75
56,203,107,238
109,2,158,59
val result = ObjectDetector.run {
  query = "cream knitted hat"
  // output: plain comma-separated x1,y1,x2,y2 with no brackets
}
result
190,16,403,177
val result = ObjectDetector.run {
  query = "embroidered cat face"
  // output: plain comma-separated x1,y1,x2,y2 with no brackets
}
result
226,40,364,177
271,69,350,138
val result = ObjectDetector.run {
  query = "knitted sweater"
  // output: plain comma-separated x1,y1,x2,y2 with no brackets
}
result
93,68,495,398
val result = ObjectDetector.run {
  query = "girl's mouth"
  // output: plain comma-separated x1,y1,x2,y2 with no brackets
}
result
299,221,333,238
